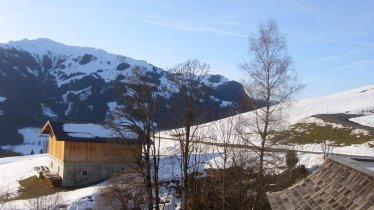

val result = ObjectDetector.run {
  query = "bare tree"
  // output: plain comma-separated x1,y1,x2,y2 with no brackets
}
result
168,59,209,210
152,130,167,210
240,19,304,208
285,150,299,170
41,140,48,153
107,66,161,210
320,140,335,159
208,115,238,210
27,193,64,210
97,173,145,210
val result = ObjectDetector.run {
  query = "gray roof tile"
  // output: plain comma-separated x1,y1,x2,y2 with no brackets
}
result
268,156,374,210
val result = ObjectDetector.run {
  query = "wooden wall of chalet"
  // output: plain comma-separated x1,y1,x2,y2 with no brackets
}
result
48,135,65,161
63,141,141,163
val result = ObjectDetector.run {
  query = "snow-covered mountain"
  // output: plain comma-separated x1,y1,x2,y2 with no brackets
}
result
0,38,251,146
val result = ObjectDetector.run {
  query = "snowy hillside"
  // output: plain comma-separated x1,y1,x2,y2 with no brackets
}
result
209,85,374,133
285,85,374,125
161,85,374,156
1,86,374,209
351,115,374,127
0,38,251,146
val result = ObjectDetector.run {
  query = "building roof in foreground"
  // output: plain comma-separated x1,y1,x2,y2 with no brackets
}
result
41,120,141,143
267,155,374,210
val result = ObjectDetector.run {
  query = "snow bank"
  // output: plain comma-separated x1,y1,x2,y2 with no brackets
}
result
0,154,48,195
350,115,374,127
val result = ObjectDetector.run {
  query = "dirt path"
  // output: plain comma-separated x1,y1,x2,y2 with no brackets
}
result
313,113,374,134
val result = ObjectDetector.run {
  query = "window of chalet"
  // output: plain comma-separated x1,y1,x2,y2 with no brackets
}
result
58,166,60,174
51,161,53,168
82,170,88,177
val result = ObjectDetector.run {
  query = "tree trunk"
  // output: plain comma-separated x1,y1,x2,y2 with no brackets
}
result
254,133,267,209
144,145,153,210
181,125,190,210
153,149,160,210
222,159,226,210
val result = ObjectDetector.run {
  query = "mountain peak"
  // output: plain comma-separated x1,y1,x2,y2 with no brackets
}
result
1,38,109,58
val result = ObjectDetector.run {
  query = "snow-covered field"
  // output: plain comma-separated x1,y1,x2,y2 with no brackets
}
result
0,153,184,210
0,154,104,210
0,154,49,194
1,85,374,209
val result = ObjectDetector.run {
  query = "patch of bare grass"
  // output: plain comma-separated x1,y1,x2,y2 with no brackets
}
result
274,123,373,146
14,176,67,200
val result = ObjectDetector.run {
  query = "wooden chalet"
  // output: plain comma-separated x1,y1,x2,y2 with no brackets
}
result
41,120,143,187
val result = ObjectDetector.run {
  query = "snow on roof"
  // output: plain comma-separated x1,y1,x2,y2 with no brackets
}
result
42,121,139,142
63,123,119,139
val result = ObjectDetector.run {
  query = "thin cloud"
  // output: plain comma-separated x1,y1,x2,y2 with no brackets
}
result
146,20,247,38
321,39,374,47
310,48,374,64
311,55,342,63
213,21,247,26
339,59,374,70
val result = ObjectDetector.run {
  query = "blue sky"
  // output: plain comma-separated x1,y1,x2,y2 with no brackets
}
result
0,0,373,99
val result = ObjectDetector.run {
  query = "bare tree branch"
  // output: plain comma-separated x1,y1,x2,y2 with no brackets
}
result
240,19,304,208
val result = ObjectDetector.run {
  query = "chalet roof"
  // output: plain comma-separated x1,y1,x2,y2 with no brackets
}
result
267,155,374,210
41,120,141,143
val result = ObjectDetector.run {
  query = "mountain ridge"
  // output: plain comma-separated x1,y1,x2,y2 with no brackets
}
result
0,38,251,145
